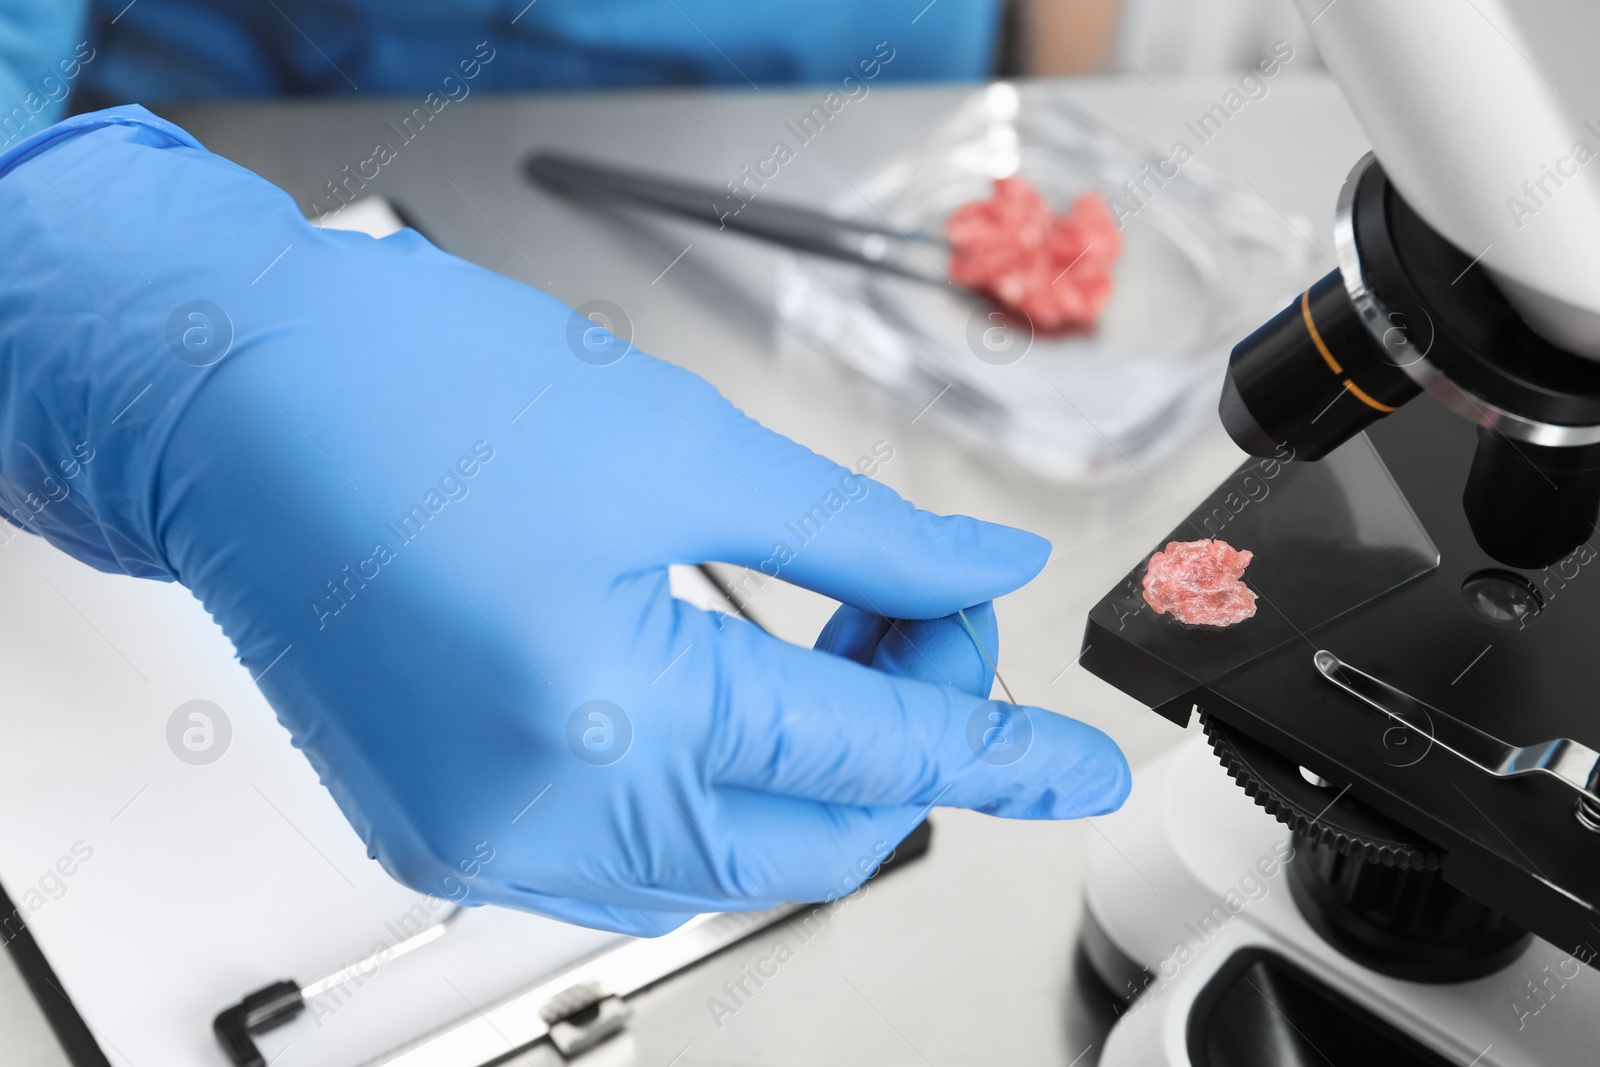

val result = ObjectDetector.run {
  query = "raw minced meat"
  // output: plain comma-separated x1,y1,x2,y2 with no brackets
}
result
1141,539,1258,628
946,176,1122,332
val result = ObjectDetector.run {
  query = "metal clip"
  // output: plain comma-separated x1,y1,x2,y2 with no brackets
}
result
539,981,632,1058
1314,650,1600,810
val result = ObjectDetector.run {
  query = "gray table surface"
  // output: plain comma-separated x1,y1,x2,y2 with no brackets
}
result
1,73,1369,1066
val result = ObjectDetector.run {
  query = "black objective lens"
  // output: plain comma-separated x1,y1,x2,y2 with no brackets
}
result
1220,269,1422,462
1463,428,1600,569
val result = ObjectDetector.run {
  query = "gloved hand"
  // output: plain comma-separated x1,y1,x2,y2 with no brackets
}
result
0,107,1130,935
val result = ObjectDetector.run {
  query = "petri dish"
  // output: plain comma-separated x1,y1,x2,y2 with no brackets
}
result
775,82,1321,484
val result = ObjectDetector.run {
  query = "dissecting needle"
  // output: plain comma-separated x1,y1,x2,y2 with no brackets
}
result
957,608,1019,705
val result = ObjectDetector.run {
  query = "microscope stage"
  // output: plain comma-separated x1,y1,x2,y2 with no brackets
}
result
1083,395,1600,957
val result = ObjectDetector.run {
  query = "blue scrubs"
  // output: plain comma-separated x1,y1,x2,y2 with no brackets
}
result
76,0,999,102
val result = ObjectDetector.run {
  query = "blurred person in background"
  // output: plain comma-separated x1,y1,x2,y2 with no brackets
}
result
4,0,1315,123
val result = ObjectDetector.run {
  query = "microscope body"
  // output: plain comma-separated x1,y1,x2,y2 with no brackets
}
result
1077,7,1600,1059
1222,153,1600,570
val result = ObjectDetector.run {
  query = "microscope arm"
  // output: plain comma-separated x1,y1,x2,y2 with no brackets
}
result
1295,0,1600,357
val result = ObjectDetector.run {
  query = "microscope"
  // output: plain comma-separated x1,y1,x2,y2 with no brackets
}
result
1077,3,1600,1063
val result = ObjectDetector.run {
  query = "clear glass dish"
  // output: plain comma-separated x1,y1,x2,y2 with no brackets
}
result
775,82,1320,484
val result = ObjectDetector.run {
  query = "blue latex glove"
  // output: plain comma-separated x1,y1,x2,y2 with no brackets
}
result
0,107,1130,935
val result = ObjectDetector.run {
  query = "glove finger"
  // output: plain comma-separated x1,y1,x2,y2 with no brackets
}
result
477,794,920,924
816,601,998,697
458,883,698,937
645,365,1050,620
869,602,997,698
813,603,892,666
469,788,916,919
711,788,923,904
711,622,1130,818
